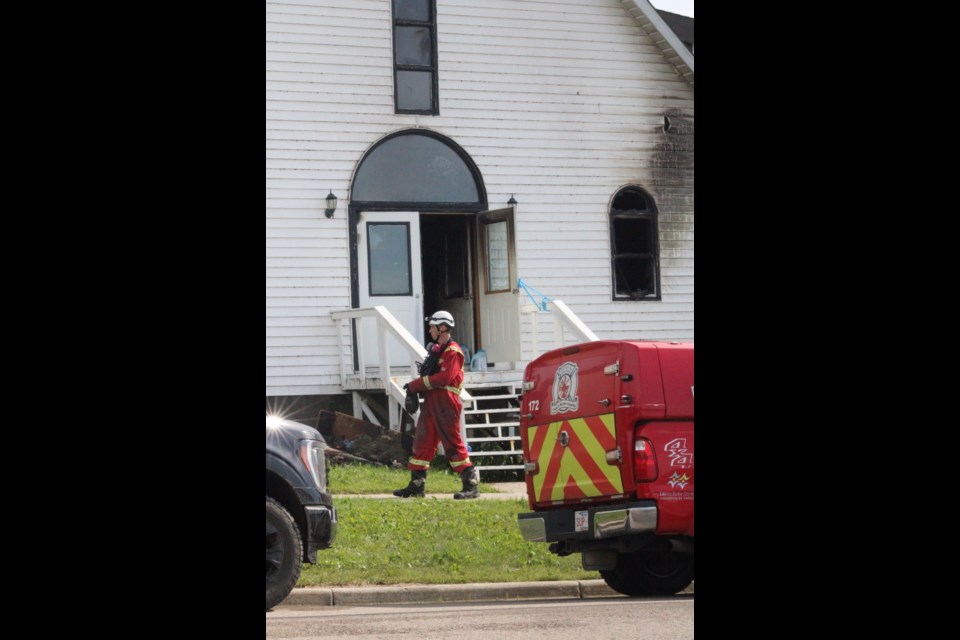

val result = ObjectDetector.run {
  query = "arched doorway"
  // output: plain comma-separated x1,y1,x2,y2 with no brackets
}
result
350,129,518,368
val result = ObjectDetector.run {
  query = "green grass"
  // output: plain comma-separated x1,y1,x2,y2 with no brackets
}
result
303,463,597,587
329,463,502,494
299,497,600,586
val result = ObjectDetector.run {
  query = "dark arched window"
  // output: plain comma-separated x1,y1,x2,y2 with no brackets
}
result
352,130,484,206
610,186,660,301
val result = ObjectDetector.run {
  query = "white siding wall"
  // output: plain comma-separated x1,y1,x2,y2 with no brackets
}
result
266,0,694,396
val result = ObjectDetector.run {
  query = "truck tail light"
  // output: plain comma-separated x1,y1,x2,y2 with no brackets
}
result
633,437,658,482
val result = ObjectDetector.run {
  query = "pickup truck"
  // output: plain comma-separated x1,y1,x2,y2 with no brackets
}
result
266,416,338,610
516,340,693,596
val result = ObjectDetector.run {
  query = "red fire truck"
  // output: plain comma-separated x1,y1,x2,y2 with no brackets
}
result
517,340,694,596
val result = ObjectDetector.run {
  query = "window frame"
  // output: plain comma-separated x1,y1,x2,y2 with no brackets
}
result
482,217,512,294
392,0,439,115
366,221,413,296
609,187,662,302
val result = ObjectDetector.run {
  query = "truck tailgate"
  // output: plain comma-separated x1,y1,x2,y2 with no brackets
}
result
520,342,626,506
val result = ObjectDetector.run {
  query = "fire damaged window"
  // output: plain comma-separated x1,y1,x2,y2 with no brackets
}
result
610,187,661,301
392,0,438,115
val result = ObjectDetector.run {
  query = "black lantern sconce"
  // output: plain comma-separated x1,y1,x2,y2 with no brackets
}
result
324,191,338,218
507,194,517,206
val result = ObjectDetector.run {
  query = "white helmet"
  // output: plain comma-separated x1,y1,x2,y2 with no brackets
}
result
426,310,455,327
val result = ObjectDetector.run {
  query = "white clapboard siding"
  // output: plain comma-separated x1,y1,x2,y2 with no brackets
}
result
266,0,693,396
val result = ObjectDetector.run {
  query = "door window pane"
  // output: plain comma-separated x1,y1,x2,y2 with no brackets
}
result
485,220,509,292
368,223,412,295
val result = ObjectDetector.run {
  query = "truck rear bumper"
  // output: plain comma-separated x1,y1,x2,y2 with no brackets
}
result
518,501,657,542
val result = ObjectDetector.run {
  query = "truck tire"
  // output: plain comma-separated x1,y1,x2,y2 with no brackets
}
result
600,550,693,596
266,496,303,610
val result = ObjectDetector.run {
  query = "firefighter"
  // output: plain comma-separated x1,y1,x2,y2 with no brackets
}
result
393,310,480,500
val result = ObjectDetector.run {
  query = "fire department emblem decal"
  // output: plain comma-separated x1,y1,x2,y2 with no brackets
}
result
550,362,579,414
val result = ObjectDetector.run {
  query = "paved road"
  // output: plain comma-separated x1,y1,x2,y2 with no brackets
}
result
267,595,694,639
277,579,694,608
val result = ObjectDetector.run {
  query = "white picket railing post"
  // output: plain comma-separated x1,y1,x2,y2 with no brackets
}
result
356,318,366,382
337,317,347,388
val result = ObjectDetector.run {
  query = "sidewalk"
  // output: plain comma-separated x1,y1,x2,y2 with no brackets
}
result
337,482,529,500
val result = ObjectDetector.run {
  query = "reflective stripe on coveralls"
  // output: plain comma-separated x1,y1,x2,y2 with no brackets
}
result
422,377,464,395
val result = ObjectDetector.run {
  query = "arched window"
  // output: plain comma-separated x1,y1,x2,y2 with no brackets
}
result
610,186,660,301
352,130,484,206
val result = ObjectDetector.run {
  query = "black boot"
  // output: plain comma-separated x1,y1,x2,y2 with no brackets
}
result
393,469,426,498
453,466,480,500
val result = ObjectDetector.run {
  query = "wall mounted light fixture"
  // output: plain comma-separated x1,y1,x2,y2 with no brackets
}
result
507,194,517,206
324,191,338,218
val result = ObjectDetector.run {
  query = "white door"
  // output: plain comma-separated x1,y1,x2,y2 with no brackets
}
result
477,208,520,364
357,211,423,370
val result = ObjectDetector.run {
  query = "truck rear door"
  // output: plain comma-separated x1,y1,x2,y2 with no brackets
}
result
521,342,626,506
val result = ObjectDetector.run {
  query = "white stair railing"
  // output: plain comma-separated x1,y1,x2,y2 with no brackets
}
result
518,278,600,360
521,302,601,362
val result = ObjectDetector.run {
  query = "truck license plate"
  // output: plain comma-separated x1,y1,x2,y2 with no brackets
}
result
575,510,588,532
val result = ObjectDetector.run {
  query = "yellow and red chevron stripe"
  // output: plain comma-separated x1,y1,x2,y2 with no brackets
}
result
526,413,623,503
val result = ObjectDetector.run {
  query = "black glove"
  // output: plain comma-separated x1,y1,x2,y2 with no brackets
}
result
403,383,409,390
404,390,420,414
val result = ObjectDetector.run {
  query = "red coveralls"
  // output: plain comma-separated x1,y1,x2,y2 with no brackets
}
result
404,339,473,473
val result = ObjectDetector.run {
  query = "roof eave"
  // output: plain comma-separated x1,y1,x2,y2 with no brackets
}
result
620,0,694,90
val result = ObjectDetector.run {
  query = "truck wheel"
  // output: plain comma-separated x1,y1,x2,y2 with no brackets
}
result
600,551,693,596
266,496,303,610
